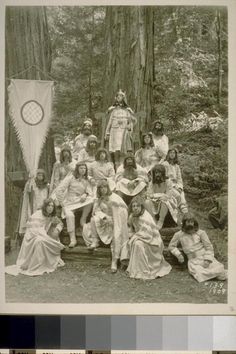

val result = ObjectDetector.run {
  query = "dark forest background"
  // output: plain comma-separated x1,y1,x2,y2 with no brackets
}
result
5,6,228,237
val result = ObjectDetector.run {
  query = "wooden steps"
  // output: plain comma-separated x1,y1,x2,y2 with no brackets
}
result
60,226,187,268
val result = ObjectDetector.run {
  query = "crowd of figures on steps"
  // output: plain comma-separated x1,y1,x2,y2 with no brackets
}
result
5,89,228,283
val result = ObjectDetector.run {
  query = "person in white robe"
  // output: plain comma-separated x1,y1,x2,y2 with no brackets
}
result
152,120,169,163
19,169,49,235
145,164,178,230
162,148,188,214
55,162,94,247
168,214,227,282
73,118,93,159
135,132,160,172
6,198,65,277
82,179,129,273
76,135,98,168
49,146,76,194
88,148,115,194
115,154,148,206
125,196,172,280
105,89,137,169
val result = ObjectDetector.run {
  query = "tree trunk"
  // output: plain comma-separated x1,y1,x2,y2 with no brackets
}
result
5,6,55,237
102,6,155,143
216,9,223,105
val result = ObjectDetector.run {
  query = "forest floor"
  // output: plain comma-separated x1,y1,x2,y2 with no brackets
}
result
4,129,228,304
4,197,227,304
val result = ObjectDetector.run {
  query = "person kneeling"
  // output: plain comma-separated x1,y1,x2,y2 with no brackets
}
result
168,214,227,282
125,196,172,280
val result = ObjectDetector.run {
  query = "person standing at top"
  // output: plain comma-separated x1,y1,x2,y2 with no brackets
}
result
105,89,137,169
73,118,93,159
152,120,169,163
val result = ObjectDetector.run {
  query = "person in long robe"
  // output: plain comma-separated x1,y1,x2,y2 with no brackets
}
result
19,169,49,235
73,118,93,159
88,148,115,194
82,179,129,273
49,146,76,194
6,198,65,277
55,162,94,247
135,132,160,172
125,196,172,280
162,148,188,214
168,214,227,282
115,154,148,206
152,120,169,163
105,89,137,169
145,164,178,230
76,135,98,168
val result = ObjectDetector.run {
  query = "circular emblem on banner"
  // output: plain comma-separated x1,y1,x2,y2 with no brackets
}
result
21,100,44,126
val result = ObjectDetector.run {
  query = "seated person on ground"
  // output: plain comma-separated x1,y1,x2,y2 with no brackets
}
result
124,196,172,280
168,213,227,282
6,198,64,277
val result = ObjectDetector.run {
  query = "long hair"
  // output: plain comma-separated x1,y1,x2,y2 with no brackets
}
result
182,214,199,233
141,132,154,148
86,135,98,152
95,148,110,162
60,147,72,163
129,195,146,216
35,169,48,189
41,198,56,217
73,162,88,179
152,120,164,135
96,179,112,198
151,164,167,184
166,148,179,165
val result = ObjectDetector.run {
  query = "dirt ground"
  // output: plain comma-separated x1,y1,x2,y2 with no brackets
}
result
5,197,228,304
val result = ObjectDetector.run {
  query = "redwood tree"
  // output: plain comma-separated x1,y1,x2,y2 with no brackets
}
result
102,6,155,140
5,6,55,237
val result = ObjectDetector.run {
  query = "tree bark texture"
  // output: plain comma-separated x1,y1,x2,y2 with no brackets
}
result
5,6,55,237
102,6,155,143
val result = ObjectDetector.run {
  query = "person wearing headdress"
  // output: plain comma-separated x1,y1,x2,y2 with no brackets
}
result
152,120,169,163
19,169,50,235
6,198,65,277
124,196,172,280
135,132,160,172
55,162,94,247
105,89,137,169
76,135,98,167
82,179,129,273
115,153,148,206
73,118,93,159
168,214,227,282
145,164,178,230
49,145,76,194
88,148,115,192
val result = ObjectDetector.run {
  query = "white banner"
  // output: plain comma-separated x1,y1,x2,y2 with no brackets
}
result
8,79,54,177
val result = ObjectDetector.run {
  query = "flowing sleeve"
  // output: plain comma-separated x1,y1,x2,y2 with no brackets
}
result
198,230,214,262
55,175,72,204
135,149,142,165
105,110,113,135
168,232,182,258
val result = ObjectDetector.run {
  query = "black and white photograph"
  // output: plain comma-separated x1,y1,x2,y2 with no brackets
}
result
1,0,236,314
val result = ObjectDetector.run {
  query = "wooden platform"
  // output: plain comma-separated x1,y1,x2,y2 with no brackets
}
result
60,226,187,268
